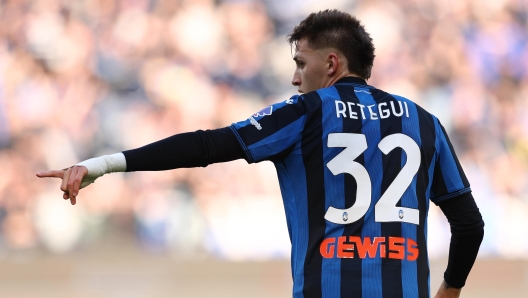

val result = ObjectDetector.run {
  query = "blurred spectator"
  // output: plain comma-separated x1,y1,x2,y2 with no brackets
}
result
0,0,525,259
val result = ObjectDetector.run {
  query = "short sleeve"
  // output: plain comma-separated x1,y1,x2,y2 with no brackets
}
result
430,119,471,204
230,95,306,163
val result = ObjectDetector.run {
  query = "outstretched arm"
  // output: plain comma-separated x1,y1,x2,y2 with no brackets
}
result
36,127,244,204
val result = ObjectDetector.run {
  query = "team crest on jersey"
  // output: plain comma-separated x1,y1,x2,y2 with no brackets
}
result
253,106,273,118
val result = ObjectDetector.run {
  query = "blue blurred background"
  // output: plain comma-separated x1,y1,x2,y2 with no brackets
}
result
0,0,527,297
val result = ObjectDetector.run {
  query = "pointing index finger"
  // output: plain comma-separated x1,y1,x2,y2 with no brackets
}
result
36,170,65,179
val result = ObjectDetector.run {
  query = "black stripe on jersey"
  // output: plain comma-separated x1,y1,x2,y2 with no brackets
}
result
302,91,325,298
416,106,436,297
376,91,404,298
268,144,297,162
335,84,364,298
236,99,306,147
432,158,449,198
438,124,470,187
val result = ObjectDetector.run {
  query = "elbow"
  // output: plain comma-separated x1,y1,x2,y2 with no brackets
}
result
451,217,484,238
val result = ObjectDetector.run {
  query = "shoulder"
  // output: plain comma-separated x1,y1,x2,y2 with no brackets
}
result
301,86,341,104
384,91,438,118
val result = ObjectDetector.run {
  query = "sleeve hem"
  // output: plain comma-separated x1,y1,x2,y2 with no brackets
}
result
432,187,472,205
229,125,255,164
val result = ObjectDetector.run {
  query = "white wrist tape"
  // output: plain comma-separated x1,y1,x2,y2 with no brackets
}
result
75,153,127,189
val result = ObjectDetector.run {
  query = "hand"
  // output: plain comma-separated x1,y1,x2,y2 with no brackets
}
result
36,166,89,205
434,280,461,298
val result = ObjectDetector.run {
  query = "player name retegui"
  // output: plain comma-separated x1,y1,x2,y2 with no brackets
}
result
335,100,410,120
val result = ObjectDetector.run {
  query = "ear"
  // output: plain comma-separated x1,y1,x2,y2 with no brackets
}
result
327,52,339,76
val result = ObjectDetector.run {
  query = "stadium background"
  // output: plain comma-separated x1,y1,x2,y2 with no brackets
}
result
0,0,527,297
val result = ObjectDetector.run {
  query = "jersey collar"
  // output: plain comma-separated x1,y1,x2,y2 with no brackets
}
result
335,76,368,86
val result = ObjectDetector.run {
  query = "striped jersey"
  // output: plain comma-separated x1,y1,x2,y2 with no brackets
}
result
230,76,470,298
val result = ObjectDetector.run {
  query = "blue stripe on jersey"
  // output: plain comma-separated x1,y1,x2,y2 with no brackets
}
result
335,84,365,298
274,141,309,298
432,118,470,203
317,86,344,298
354,88,383,298
246,116,306,162
393,94,420,298
253,96,300,121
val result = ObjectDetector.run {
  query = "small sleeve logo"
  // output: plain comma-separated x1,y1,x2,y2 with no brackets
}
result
253,106,273,118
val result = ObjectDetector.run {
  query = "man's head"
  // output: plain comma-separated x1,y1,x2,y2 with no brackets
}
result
287,9,375,93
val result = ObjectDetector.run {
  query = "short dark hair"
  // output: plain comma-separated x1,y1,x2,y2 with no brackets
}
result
287,9,375,80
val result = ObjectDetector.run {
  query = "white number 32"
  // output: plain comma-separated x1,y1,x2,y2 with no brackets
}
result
325,133,420,225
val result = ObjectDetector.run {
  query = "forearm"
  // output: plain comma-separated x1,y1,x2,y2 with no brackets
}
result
75,127,244,188
438,192,485,288
75,153,126,188
122,127,244,171
443,226,484,288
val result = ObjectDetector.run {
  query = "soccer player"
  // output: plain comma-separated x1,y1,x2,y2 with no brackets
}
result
37,9,484,298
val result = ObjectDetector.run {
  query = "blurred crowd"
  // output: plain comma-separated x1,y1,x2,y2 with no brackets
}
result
0,0,526,259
